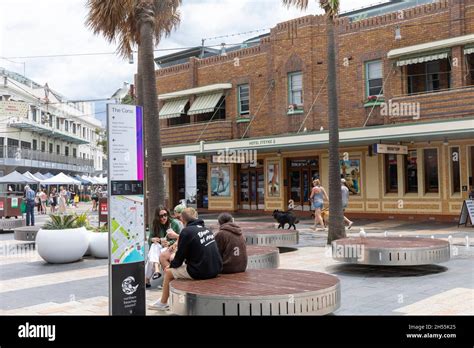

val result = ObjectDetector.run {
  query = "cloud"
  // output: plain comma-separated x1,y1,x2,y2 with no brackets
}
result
1,0,371,124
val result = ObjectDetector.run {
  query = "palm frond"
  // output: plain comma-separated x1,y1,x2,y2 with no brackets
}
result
282,0,309,10
320,0,339,18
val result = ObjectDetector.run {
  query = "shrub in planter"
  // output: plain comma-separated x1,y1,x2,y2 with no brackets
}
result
36,215,89,264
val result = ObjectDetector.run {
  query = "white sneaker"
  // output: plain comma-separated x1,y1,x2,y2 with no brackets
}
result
148,301,169,311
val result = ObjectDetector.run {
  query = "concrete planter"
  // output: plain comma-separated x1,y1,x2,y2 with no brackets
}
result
89,232,109,259
36,227,88,264
84,231,94,256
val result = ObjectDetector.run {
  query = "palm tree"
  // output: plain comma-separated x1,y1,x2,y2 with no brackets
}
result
283,0,345,244
86,0,181,226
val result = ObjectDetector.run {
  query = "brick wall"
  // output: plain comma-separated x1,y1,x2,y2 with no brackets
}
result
154,0,474,147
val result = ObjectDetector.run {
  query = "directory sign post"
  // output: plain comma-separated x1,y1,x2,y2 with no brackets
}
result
107,104,145,316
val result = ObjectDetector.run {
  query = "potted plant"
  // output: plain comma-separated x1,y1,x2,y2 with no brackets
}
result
88,224,109,259
36,215,89,264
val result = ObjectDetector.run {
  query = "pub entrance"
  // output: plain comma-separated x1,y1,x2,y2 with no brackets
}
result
172,163,208,209
238,161,264,210
287,158,319,211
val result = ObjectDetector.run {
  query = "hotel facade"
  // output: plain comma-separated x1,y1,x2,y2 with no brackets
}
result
153,0,474,221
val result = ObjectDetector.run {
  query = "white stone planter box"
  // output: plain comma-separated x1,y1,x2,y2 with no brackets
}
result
89,232,109,259
36,227,88,264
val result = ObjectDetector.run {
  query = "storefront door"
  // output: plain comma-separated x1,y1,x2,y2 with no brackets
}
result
288,158,319,211
239,162,264,210
172,163,208,209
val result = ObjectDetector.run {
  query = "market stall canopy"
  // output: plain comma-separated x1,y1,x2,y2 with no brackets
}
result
33,172,46,180
0,171,38,184
43,173,54,179
74,175,91,185
23,171,41,183
41,172,81,185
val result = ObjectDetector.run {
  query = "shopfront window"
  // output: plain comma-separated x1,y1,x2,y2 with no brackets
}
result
450,147,461,194
385,154,398,193
405,150,418,193
424,148,439,193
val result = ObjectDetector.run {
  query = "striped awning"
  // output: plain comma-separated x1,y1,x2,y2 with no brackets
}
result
396,51,449,67
464,45,474,55
188,92,223,115
159,98,188,119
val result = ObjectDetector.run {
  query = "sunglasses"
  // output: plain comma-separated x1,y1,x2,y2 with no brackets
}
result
159,214,168,218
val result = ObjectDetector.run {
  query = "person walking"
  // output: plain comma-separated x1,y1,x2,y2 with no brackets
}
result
341,179,354,229
58,186,67,214
24,185,36,226
310,179,329,231
49,187,58,213
39,189,47,215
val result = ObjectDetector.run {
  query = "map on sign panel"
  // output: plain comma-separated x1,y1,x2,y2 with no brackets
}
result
110,195,145,264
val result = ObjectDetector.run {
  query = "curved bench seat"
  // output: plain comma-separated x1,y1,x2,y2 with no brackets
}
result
169,269,340,316
332,237,450,266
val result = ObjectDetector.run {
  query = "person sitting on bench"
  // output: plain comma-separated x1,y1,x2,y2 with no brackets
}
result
215,213,247,273
149,207,223,311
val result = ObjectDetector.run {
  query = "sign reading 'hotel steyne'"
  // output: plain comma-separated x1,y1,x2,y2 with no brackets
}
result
107,104,146,316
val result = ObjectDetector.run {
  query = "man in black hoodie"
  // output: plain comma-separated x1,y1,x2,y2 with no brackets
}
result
149,207,222,311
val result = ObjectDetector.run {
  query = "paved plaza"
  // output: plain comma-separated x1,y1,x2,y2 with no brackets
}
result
0,205,473,316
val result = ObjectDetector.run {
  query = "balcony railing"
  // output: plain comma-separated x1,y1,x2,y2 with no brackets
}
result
161,120,233,146
0,145,94,168
390,85,474,122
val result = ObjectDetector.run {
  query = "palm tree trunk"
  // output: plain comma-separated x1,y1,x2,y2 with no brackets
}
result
136,44,150,228
326,17,346,244
138,2,165,225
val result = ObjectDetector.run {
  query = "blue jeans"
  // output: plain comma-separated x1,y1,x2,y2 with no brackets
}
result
26,201,35,226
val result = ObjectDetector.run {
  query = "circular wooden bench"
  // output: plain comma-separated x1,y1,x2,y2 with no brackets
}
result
14,225,41,242
1,218,26,232
247,245,279,269
332,237,450,266
169,269,340,316
243,229,299,246
209,221,277,232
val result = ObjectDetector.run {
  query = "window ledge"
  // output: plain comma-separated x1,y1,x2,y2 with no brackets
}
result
364,99,385,108
236,117,251,123
287,110,304,115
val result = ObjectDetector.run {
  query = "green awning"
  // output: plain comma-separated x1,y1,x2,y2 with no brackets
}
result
396,50,450,67
188,92,223,115
464,45,474,55
159,98,188,119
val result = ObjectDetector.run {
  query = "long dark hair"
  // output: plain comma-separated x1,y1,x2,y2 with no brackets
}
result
152,206,171,235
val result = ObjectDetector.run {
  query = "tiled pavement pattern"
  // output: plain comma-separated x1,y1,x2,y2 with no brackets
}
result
0,209,473,315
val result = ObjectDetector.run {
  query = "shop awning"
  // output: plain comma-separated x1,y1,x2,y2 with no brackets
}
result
159,98,188,119
395,50,450,67
158,83,232,101
388,34,474,59
464,45,474,55
188,92,223,115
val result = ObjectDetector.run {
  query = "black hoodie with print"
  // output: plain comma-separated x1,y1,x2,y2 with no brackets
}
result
170,218,223,280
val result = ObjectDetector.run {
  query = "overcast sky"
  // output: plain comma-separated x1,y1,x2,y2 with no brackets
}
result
0,0,371,124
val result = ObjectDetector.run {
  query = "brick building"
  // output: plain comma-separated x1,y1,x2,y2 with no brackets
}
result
153,0,474,221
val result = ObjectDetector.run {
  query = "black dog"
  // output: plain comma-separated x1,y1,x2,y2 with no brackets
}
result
272,210,299,230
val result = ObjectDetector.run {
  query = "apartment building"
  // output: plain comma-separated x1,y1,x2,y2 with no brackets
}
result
0,68,105,177
153,0,474,221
